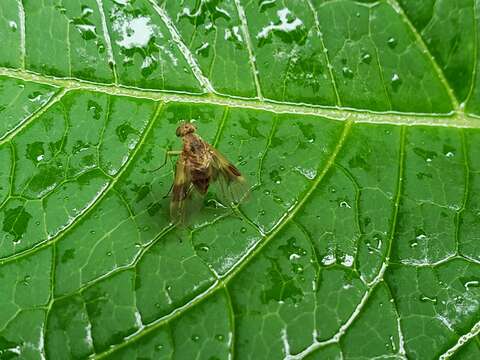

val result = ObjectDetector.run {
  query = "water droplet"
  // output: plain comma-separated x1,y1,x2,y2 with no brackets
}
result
240,227,247,233
195,243,210,252
361,52,372,64
443,145,456,158
293,264,304,274
389,335,397,351
416,233,428,241
387,37,397,49
215,334,225,341
56,5,66,14
342,66,354,79
22,275,31,286
90,229,96,235
341,254,354,267
273,195,283,204
391,73,402,91
269,170,282,184
191,335,200,342
462,278,480,290
9,21,17,31
339,201,351,209
321,253,336,266
155,344,163,351
195,42,210,57
263,189,271,195
106,251,112,256
419,295,437,304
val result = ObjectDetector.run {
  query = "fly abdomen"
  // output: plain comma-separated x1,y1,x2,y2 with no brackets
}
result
191,168,210,194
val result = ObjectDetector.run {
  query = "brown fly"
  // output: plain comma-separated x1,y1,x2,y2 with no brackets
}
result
155,122,248,225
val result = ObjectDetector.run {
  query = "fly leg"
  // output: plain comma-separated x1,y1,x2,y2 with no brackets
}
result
148,150,181,172
163,182,174,198
148,149,182,198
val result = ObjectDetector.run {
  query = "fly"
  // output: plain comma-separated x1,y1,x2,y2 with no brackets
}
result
155,122,248,225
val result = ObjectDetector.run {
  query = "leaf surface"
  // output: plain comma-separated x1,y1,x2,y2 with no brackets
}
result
0,0,479,359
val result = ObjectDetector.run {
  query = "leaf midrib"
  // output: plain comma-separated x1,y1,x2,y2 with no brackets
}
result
1,67,479,130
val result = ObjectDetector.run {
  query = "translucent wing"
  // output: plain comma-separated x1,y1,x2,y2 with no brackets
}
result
210,146,249,204
170,156,193,225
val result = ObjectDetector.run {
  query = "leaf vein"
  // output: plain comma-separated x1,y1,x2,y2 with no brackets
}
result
17,0,26,69
147,0,214,93
95,0,118,84
0,102,164,265
386,0,460,109
233,0,263,100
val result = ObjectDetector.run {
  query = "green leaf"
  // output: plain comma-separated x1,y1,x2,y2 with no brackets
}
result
0,0,479,359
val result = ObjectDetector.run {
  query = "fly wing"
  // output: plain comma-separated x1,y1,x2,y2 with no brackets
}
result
209,146,249,204
170,156,192,225
170,155,206,226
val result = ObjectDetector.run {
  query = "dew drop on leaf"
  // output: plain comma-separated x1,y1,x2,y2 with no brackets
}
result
419,295,437,304
293,264,304,274
21,275,31,286
342,66,354,79
461,277,480,290
387,37,397,49
9,21,17,31
391,73,402,91
361,52,372,64
416,232,428,241
195,243,210,253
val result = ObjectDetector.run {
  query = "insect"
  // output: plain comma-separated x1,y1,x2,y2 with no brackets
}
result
158,122,248,225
